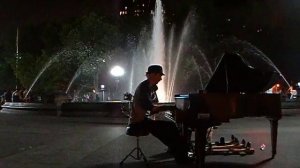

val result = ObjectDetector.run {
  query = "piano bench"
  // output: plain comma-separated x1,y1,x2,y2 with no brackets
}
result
120,126,150,167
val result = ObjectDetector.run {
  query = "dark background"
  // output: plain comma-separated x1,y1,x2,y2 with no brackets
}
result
0,0,299,83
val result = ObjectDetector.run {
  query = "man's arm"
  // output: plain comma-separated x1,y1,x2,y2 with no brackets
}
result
135,83,154,112
149,103,176,115
149,105,160,115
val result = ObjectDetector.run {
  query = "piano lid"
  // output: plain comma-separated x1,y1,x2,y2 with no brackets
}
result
205,53,279,93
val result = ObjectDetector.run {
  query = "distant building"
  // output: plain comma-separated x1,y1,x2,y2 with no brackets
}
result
119,0,155,16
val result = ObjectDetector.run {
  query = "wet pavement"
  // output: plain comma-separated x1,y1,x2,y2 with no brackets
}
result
0,109,300,168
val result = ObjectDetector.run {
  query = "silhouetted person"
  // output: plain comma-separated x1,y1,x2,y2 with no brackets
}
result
12,89,21,102
129,65,191,164
4,90,12,102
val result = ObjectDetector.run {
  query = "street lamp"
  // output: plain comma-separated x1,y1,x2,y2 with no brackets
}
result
15,27,20,90
110,65,125,100
100,84,106,101
110,65,125,77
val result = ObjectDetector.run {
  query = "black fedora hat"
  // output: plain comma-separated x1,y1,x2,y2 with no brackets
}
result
146,65,165,75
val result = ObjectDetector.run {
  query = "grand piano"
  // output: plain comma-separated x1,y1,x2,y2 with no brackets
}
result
172,53,282,167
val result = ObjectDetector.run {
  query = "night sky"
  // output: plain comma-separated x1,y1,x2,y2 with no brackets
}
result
0,0,120,25
197,0,300,83
1,0,299,82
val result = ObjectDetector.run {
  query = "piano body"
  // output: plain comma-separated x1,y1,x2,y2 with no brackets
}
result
172,53,282,167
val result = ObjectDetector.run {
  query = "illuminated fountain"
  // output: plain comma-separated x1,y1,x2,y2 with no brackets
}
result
21,0,211,103
25,0,290,102
128,0,207,102
24,54,59,99
217,37,291,88
3,0,295,114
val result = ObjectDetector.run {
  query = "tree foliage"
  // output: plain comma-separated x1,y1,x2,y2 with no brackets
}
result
0,12,129,97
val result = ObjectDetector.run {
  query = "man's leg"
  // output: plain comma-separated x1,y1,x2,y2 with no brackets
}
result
145,119,190,163
146,119,178,145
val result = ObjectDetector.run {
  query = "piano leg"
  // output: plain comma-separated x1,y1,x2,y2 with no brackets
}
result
269,118,278,158
195,127,208,168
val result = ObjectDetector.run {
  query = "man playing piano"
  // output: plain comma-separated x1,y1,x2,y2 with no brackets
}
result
129,65,191,164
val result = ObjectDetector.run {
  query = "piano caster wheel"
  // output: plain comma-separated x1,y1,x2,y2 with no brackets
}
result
220,137,225,145
241,139,246,147
231,135,240,144
207,143,213,150
246,142,252,149
231,135,235,142
234,137,239,145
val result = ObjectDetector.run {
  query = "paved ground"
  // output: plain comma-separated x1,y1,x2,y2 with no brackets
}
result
0,109,300,168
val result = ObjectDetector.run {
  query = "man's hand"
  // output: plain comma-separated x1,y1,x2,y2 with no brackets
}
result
150,106,161,115
151,103,177,115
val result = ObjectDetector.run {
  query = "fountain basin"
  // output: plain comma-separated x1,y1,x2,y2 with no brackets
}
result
2,99,300,117
281,98,300,109
2,102,56,110
1,101,130,117
61,101,130,117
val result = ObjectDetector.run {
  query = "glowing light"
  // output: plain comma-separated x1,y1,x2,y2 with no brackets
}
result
257,28,263,33
110,65,125,77
260,144,266,150
271,84,282,94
